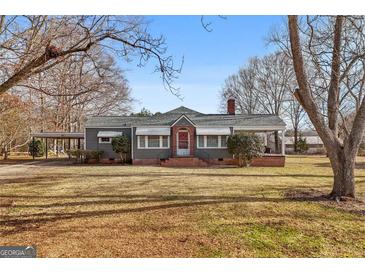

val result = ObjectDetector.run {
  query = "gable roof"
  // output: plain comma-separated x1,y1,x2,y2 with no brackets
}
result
170,114,196,127
163,106,202,115
85,106,286,129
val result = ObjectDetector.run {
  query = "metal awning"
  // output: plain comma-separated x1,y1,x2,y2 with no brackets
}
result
31,132,84,139
196,128,231,135
135,127,170,135
97,131,123,138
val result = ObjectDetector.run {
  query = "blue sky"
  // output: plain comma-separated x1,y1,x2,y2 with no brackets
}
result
121,16,284,114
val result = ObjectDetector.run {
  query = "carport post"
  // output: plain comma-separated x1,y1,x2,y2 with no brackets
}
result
68,138,71,160
32,136,35,160
45,138,48,159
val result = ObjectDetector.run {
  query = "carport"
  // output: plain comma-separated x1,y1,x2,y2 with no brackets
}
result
30,132,84,160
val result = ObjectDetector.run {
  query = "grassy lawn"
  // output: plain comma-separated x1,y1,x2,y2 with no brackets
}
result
0,156,364,257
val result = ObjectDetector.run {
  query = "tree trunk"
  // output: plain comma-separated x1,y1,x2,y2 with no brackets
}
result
3,145,8,160
328,147,356,198
287,16,362,199
293,126,298,153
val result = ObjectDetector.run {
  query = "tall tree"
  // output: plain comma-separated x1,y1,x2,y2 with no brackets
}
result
220,52,295,152
287,15,365,198
0,16,181,96
254,52,295,152
17,49,132,133
0,93,30,159
220,58,260,114
285,96,306,152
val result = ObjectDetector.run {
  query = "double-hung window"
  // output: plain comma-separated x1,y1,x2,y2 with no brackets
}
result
197,135,229,148
138,136,170,149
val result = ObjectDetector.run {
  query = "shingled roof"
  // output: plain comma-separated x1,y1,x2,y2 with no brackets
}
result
85,106,286,129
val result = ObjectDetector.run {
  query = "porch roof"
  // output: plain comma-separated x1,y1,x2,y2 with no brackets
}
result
97,131,123,138
196,127,231,135
135,127,170,135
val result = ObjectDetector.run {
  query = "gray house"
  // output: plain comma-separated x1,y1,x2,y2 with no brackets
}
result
84,99,286,167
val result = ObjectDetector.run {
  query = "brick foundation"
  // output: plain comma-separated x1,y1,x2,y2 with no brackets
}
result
100,158,121,164
208,155,285,167
251,155,285,167
133,159,161,165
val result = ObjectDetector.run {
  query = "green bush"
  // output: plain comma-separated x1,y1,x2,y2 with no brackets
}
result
111,135,130,163
297,136,309,153
227,133,264,167
28,139,45,157
89,150,103,162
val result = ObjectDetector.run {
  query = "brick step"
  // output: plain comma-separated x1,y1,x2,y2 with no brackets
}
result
161,157,208,167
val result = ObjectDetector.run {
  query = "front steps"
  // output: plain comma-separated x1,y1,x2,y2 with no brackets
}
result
160,157,208,167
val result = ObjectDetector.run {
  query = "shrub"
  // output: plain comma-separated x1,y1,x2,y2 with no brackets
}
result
297,136,309,153
227,133,264,167
89,150,103,162
111,135,130,164
28,139,45,157
67,149,103,163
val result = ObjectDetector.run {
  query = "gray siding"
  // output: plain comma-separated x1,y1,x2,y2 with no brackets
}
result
85,127,131,159
194,128,233,160
86,126,233,161
132,127,171,159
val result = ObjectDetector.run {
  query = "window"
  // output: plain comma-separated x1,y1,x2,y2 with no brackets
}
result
221,135,228,147
99,137,111,144
198,136,204,147
162,136,169,148
207,136,219,147
197,135,228,148
139,135,146,148
138,136,170,149
148,136,160,148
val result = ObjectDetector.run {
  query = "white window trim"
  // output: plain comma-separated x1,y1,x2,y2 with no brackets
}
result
99,137,112,144
197,135,228,149
137,135,170,149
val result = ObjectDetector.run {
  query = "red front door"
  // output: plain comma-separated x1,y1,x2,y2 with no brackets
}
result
177,131,189,156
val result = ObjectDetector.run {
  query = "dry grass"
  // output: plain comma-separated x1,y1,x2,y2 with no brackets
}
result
0,156,364,257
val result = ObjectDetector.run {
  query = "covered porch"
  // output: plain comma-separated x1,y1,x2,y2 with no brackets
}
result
233,126,286,156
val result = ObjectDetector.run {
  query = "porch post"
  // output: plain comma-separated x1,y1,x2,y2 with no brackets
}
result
32,136,35,160
68,138,71,160
281,130,286,156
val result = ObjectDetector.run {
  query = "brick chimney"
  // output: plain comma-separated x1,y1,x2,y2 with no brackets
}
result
227,98,235,115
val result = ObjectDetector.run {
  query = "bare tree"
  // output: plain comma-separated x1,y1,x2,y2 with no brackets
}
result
255,52,295,151
288,15,365,198
220,58,260,114
16,48,132,133
0,93,30,159
0,16,181,96
285,96,306,152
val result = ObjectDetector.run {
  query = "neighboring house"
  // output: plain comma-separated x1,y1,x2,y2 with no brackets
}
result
84,99,287,167
285,130,325,154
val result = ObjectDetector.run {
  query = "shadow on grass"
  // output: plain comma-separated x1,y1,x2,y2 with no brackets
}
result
3,172,362,182
1,191,364,237
314,161,365,169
